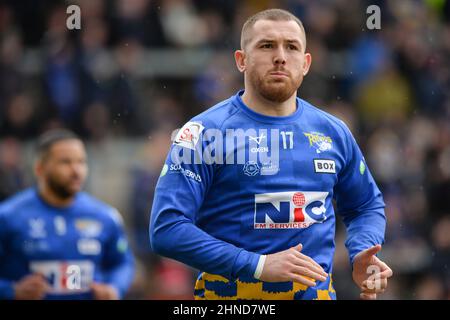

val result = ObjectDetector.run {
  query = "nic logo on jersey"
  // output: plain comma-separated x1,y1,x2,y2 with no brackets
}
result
254,191,328,229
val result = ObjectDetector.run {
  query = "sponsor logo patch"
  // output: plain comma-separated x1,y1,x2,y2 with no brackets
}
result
160,164,169,177
360,160,366,175
249,134,266,145
169,164,202,182
117,237,128,253
314,159,336,174
261,161,279,175
250,146,269,153
77,238,101,255
173,121,205,150
254,191,328,229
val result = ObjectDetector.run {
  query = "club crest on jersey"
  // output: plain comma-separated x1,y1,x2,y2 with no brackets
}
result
243,161,260,176
75,219,102,237
254,191,328,229
173,121,205,150
243,160,279,176
304,132,333,153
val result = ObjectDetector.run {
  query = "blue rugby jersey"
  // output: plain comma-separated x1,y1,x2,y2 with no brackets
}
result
150,90,386,300
0,188,135,300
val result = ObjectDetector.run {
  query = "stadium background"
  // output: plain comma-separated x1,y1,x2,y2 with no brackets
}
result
0,0,449,299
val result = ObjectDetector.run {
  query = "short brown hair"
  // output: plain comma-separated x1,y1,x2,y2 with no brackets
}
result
240,8,306,50
36,129,82,161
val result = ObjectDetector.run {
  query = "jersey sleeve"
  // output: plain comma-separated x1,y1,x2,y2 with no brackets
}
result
334,123,386,265
101,209,135,299
0,209,15,299
149,121,260,280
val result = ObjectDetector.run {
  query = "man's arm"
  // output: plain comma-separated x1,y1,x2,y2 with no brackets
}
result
97,209,135,299
0,209,50,300
0,211,15,299
334,123,392,297
334,123,386,264
0,281,14,299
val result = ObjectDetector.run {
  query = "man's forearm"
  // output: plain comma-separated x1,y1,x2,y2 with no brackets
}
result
151,211,260,280
342,207,386,265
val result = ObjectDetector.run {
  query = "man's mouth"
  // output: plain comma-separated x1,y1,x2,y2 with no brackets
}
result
268,71,289,78
69,177,82,185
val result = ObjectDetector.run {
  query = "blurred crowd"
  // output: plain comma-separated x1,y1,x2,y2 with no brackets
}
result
0,0,449,299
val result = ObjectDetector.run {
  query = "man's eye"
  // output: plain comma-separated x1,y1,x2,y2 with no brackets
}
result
288,44,298,50
261,43,273,48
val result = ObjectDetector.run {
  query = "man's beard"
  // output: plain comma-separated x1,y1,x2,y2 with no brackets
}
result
250,69,303,103
47,174,79,200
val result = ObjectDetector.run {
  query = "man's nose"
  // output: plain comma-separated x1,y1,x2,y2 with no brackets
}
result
273,47,286,65
70,162,84,175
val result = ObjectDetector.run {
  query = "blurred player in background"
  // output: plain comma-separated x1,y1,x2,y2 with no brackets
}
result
0,129,135,300
150,9,392,300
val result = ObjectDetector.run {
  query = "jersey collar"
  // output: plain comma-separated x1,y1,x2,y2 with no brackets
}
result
232,89,303,124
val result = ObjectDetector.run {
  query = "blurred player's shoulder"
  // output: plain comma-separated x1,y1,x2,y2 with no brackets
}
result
0,188,38,217
76,192,124,226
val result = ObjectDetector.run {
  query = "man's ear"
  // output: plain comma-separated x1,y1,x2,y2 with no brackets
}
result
34,159,43,180
234,50,246,73
302,52,312,76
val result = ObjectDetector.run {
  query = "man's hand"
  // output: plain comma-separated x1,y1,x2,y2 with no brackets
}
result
352,244,393,300
14,274,50,300
259,243,328,287
90,283,120,300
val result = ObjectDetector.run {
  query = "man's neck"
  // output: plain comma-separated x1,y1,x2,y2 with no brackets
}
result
38,184,75,208
241,88,297,117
